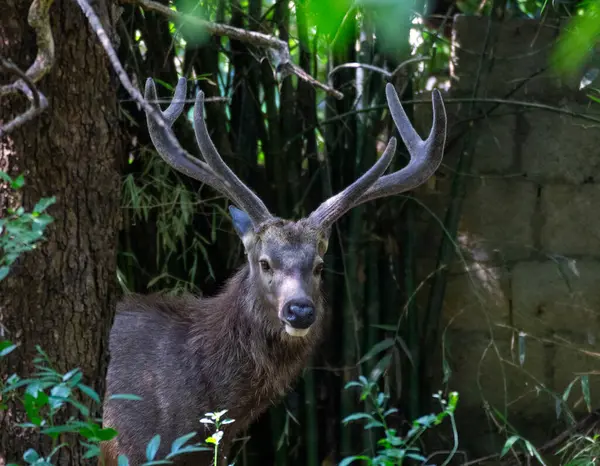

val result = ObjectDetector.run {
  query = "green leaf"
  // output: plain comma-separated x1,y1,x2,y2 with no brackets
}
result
23,448,40,464
109,393,143,401
524,439,547,465
413,414,437,427
0,340,17,357
342,413,375,424
32,196,56,214
589,93,600,104
501,435,521,457
153,78,174,91
358,339,394,364
78,383,101,403
23,393,44,426
581,375,591,412
369,354,392,383
49,383,70,409
406,452,427,461
82,444,101,459
67,398,90,416
166,445,210,459
369,324,396,331
364,421,385,429
338,455,371,466
118,455,130,466
170,432,197,453
0,266,10,282
551,1,600,75
96,427,119,441
42,424,87,435
0,170,12,183
344,381,363,389
62,368,80,382
11,174,25,189
381,448,406,458
146,435,161,461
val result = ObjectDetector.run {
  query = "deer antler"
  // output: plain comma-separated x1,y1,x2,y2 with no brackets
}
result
308,84,447,230
144,77,273,225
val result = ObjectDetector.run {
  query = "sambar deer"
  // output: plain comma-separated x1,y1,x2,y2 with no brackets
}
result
100,77,447,465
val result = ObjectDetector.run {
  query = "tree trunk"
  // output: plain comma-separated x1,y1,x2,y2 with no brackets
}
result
0,0,122,463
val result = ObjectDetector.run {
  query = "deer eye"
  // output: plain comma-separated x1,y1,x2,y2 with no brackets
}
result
314,263,324,276
259,259,271,272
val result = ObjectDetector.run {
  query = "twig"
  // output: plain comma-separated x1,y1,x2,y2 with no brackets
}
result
0,0,55,100
0,0,55,137
284,95,600,149
328,56,429,80
73,0,188,156
73,0,228,187
0,59,48,138
118,0,344,100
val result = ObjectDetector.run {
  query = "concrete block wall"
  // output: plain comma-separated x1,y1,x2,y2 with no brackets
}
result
414,15,600,458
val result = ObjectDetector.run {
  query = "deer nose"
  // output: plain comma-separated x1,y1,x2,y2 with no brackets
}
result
283,299,315,329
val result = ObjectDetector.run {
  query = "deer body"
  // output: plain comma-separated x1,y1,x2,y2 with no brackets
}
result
100,77,447,465
102,263,324,465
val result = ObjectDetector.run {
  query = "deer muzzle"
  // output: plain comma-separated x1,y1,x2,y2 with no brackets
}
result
281,297,315,337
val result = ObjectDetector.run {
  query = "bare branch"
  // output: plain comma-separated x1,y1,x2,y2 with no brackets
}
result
0,0,55,100
25,0,55,84
0,59,48,138
118,0,344,100
73,0,221,184
328,57,429,81
0,0,55,137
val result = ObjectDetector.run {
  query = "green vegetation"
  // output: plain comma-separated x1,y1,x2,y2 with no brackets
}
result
2,0,600,464
0,171,54,282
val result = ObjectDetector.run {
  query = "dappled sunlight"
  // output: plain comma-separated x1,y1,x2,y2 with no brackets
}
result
441,230,508,333
0,138,19,217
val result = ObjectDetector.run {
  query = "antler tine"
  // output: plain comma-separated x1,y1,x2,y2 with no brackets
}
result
307,138,397,230
162,76,187,124
192,90,273,225
307,83,446,231
144,78,271,225
144,78,228,193
355,84,447,205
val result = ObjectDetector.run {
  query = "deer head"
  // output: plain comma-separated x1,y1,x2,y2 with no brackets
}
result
143,78,446,338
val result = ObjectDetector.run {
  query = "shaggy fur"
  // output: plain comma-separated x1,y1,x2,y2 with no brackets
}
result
100,221,328,466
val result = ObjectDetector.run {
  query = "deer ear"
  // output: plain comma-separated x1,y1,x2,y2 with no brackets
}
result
229,206,253,239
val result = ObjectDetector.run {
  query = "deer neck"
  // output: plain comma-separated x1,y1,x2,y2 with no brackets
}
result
189,265,322,405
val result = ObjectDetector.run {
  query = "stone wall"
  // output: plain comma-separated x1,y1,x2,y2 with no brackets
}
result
414,15,600,459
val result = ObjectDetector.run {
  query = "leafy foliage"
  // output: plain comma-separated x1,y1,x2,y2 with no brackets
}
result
0,170,55,282
552,0,600,75
0,344,222,465
340,376,459,466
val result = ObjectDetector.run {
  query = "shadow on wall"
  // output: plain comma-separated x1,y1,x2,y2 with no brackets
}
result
414,14,600,461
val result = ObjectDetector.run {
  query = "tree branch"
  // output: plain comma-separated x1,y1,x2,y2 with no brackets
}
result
73,0,228,183
0,59,48,138
0,0,54,137
119,0,344,100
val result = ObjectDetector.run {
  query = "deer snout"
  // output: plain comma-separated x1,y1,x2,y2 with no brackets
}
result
282,298,315,336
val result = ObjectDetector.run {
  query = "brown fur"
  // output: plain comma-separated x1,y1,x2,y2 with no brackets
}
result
101,221,328,466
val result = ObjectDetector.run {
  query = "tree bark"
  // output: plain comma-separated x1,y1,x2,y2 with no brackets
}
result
0,0,122,463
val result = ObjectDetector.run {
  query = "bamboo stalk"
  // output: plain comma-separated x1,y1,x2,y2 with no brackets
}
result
304,365,319,466
340,207,362,457
403,199,421,419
